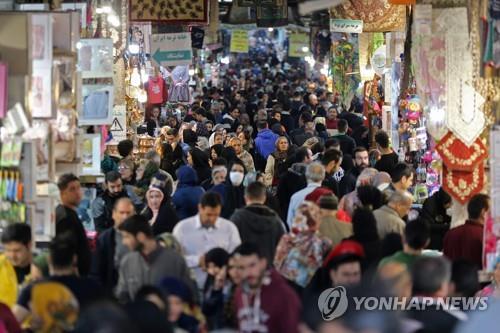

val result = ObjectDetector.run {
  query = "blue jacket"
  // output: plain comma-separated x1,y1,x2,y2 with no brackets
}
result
255,129,279,159
172,166,205,220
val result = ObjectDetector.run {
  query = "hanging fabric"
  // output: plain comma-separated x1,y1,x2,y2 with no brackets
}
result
435,132,488,171
168,66,190,103
330,0,406,32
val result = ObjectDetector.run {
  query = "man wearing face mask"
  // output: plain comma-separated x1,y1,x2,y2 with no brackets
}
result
173,192,241,289
117,215,193,303
221,160,247,219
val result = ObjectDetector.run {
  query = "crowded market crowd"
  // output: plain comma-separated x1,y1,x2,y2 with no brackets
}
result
0,51,498,333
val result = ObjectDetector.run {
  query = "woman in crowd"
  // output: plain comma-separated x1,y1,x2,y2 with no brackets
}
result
118,158,136,186
142,179,179,235
187,148,212,185
209,144,225,165
221,160,246,219
274,201,332,292
264,136,290,187
349,207,382,271
146,106,162,137
228,136,255,173
172,166,205,220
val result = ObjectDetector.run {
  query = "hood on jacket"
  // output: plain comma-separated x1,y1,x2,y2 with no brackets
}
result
257,128,278,140
234,204,282,232
176,166,198,186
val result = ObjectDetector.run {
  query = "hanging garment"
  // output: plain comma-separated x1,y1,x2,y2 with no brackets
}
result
147,75,165,104
168,66,190,102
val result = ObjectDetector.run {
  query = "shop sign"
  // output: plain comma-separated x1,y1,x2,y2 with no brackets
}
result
151,33,193,66
109,105,127,144
330,19,364,34
230,30,249,53
289,33,309,58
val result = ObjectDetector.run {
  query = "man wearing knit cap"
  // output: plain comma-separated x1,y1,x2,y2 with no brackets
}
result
316,194,353,248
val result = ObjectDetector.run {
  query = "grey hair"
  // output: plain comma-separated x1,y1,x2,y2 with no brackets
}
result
305,162,326,183
412,256,451,295
211,166,227,178
388,190,413,205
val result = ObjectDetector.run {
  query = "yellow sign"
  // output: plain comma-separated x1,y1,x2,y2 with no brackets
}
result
230,30,249,53
289,33,309,58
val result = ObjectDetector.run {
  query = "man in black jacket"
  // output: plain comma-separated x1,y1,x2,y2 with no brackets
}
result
56,173,91,276
321,148,344,198
230,182,285,263
277,147,312,224
91,197,135,290
92,171,129,233
334,119,356,156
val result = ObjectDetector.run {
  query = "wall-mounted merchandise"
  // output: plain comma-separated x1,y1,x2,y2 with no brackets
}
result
77,38,114,79
30,67,53,118
0,62,7,119
80,84,114,125
79,134,102,176
129,0,209,24
30,13,53,69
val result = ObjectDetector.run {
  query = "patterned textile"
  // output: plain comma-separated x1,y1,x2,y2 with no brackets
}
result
330,0,406,32
445,31,486,146
129,0,208,24
435,132,488,171
331,33,360,108
274,231,331,287
31,282,79,333
442,163,485,204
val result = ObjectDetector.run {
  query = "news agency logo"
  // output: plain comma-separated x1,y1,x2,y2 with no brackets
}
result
317,286,349,321
318,286,489,321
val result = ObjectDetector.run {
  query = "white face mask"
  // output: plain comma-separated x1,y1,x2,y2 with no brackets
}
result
230,171,244,186
446,207,453,217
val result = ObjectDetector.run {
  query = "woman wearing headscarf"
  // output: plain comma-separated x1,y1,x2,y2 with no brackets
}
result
264,136,290,187
142,176,179,235
228,136,255,173
274,201,332,293
221,160,246,219
187,148,212,185
348,207,382,271
172,166,205,220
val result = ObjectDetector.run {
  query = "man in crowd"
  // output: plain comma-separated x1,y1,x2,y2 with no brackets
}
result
317,194,352,248
379,219,430,269
321,148,344,198
334,119,356,156
322,240,364,288
254,120,279,161
287,162,326,229
91,197,135,290
0,223,33,307
374,130,399,174
407,256,467,332
387,163,414,194
117,215,193,302
14,232,105,322
117,139,134,161
173,192,241,288
92,171,130,233
443,194,490,268
230,182,285,263
373,190,413,239
342,147,370,195
56,173,91,277
234,242,301,333
277,147,312,222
